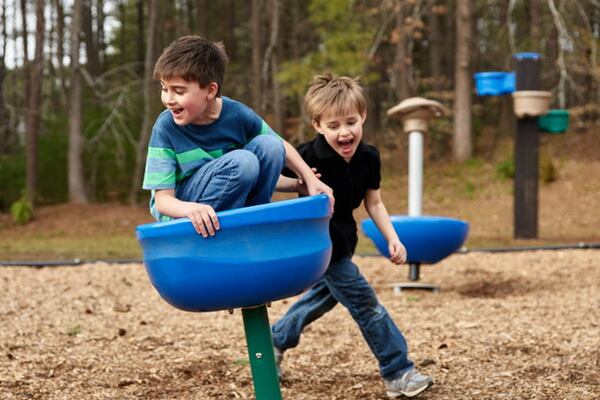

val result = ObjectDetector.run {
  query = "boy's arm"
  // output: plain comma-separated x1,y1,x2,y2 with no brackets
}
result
282,141,334,209
154,189,219,238
364,188,406,264
276,167,322,194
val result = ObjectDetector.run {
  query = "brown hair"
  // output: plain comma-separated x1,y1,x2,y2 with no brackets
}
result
153,35,228,96
304,73,366,123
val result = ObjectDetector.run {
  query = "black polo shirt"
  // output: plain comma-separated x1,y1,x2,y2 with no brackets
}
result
285,134,381,262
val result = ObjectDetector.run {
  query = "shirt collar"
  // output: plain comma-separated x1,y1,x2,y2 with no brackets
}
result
313,133,366,163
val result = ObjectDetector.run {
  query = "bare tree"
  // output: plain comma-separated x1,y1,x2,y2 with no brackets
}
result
54,0,66,98
251,0,262,111
24,0,45,205
68,0,88,203
195,0,208,35
427,0,443,91
265,0,283,134
393,0,411,100
82,0,99,77
0,0,14,155
453,0,473,162
130,0,158,204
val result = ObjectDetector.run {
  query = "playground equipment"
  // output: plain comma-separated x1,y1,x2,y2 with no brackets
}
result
136,195,332,400
362,98,469,292
538,109,570,134
474,52,569,238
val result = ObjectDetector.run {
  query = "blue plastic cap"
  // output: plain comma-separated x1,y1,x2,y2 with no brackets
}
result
513,52,541,60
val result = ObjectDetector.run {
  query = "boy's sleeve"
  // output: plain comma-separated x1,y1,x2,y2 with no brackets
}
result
367,146,382,190
142,127,177,190
242,104,281,140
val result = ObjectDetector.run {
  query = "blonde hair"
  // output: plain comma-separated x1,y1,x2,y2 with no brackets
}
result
304,73,366,123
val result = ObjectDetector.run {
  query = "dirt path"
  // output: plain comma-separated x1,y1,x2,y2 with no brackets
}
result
1,250,598,399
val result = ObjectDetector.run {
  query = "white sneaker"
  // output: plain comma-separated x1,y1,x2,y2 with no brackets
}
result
385,368,433,398
274,347,284,379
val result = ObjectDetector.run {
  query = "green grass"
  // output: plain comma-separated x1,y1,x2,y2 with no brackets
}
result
0,235,142,261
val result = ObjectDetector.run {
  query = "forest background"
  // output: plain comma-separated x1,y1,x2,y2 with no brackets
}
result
0,0,599,223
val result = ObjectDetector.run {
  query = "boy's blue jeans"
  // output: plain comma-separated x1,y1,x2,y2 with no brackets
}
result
176,135,285,210
271,256,415,380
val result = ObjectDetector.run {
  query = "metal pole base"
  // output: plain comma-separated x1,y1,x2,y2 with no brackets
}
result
392,282,440,294
392,263,440,293
241,305,283,400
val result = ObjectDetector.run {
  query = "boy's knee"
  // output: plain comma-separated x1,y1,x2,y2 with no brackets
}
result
229,150,260,182
249,135,285,157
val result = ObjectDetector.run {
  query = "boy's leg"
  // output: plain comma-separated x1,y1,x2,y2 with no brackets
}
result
322,257,414,381
243,135,286,206
176,149,260,211
271,279,338,351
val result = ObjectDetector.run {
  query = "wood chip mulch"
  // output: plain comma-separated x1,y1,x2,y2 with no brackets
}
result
1,250,599,399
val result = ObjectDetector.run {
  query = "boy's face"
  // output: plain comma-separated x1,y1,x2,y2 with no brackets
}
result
313,110,366,162
160,77,218,125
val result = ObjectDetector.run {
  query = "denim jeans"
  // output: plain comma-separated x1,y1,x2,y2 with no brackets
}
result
176,134,285,211
271,256,414,380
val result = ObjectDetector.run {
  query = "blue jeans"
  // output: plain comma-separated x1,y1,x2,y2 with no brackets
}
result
271,257,414,380
176,135,285,210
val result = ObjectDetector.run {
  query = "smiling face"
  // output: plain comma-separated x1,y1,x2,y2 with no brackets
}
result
160,77,219,125
313,110,366,162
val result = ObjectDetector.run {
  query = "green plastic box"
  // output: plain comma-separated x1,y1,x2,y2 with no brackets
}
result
538,109,569,134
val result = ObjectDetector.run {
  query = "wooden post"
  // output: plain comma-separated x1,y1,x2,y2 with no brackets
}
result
513,53,541,239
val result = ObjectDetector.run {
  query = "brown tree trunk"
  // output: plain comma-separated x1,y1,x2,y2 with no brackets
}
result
444,0,455,84
0,0,15,155
68,0,88,203
529,0,541,53
130,0,158,204
393,0,411,100
427,0,443,91
220,0,236,59
53,0,65,97
453,0,473,162
268,0,283,134
82,0,99,77
97,0,105,70
251,0,262,111
24,0,45,205
195,0,208,35
21,0,32,201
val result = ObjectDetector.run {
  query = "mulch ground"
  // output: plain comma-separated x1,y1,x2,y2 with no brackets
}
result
1,250,598,399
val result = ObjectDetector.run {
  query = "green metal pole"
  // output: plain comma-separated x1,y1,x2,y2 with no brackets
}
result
241,305,283,400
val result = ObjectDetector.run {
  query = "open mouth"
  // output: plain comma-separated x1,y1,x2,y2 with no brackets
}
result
170,107,184,117
338,137,354,153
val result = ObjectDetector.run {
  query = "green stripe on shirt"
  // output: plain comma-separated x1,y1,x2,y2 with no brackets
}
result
176,147,224,164
143,171,176,187
147,146,176,159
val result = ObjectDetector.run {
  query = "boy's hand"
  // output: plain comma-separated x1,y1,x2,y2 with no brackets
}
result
184,203,220,238
304,174,335,211
388,239,407,265
296,168,321,196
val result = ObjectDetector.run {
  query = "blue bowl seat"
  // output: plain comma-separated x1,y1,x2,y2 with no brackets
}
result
137,195,332,312
361,216,469,264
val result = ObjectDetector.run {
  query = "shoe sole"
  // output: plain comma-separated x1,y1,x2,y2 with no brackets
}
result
386,381,433,398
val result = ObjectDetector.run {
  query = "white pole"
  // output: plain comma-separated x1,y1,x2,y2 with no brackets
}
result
408,131,423,217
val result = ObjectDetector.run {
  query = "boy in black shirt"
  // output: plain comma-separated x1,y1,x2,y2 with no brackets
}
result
273,74,433,398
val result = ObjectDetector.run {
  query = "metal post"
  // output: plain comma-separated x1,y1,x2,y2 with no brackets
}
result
513,52,542,239
241,305,282,400
408,131,424,217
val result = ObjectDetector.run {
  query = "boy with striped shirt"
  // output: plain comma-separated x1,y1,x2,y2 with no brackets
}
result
143,35,333,236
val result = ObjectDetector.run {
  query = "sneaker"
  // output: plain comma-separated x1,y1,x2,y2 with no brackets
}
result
274,347,284,378
385,368,433,398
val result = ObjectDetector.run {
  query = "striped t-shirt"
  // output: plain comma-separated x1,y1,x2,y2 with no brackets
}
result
142,96,279,220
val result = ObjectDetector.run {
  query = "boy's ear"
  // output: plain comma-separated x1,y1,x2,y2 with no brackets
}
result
312,119,322,133
206,82,219,98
